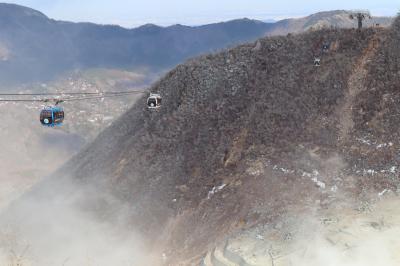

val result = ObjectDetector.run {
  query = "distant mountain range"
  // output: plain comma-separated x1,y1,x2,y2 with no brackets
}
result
0,4,394,86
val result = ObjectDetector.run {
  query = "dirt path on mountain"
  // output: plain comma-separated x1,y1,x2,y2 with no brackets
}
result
338,32,385,142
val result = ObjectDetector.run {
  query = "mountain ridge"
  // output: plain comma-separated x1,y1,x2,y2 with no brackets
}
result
0,4,393,86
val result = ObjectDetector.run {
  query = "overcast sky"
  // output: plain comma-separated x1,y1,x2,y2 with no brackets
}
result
3,0,399,27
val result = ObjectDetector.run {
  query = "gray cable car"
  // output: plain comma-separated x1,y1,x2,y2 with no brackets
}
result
147,93,162,109
314,58,321,67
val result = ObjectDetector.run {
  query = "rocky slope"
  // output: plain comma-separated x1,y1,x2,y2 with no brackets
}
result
2,13,400,266
201,195,400,266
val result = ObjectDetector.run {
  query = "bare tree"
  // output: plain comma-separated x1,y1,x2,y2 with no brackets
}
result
349,11,372,29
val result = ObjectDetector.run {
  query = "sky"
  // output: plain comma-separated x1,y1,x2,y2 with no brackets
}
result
3,0,400,27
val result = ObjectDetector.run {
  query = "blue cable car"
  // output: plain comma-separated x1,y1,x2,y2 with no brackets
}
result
40,106,65,126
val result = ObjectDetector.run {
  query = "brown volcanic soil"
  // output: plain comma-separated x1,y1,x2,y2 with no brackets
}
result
3,18,400,265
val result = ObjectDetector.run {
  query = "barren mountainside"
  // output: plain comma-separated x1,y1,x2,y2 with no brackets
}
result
3,15,400,266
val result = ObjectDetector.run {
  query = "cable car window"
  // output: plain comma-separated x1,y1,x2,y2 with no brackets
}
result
40,110,52,119
53,110,64,123
148,98,157,107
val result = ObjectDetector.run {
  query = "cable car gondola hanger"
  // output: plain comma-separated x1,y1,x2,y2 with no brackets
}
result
0,89,162,127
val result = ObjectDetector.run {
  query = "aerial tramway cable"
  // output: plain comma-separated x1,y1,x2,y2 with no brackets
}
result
0,89,149,103
0,89,148,98
0,88,161,127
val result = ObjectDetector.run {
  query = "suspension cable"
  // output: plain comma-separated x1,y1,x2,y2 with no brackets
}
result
0,89,149,103
0,89,148,97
